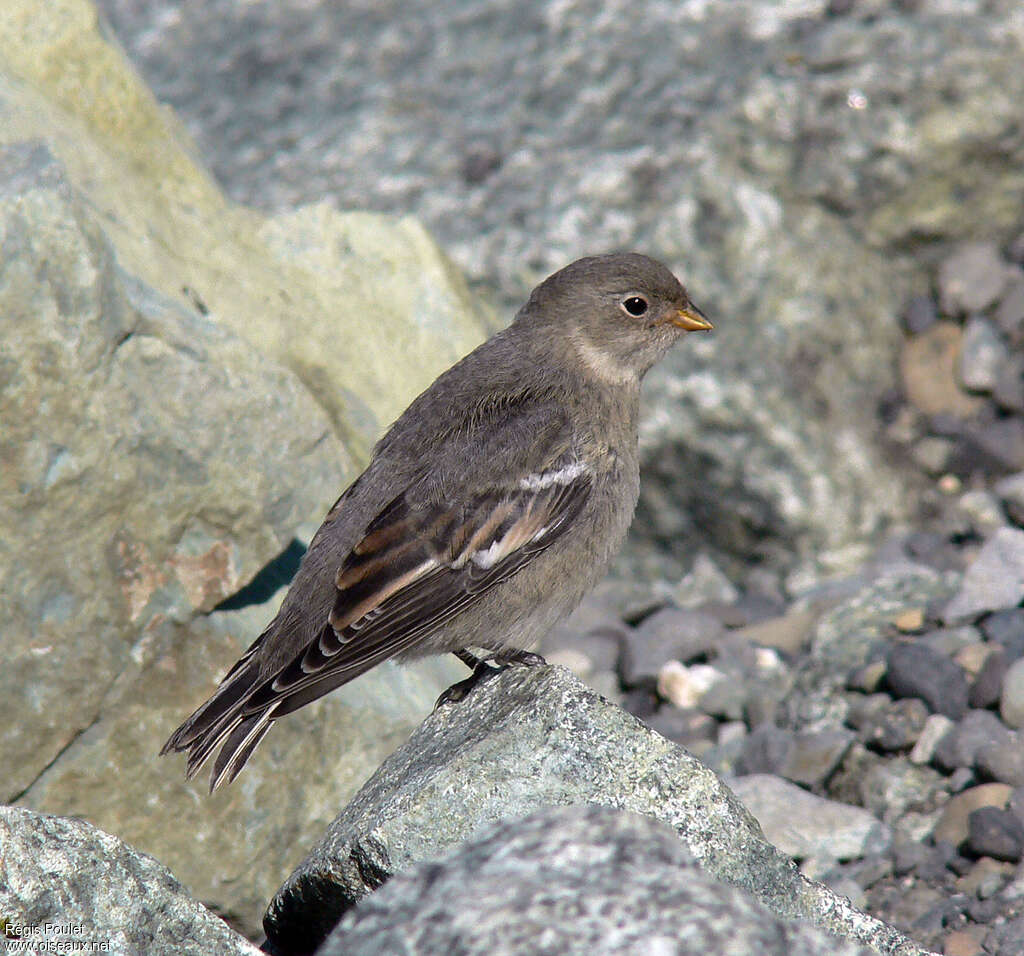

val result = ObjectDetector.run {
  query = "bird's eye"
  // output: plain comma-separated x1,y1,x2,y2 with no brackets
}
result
621,296,649,317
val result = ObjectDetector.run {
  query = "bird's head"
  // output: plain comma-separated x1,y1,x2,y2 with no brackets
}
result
521,253,712,384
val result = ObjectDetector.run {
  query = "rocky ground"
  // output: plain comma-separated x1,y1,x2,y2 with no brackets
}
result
538,236,1024,955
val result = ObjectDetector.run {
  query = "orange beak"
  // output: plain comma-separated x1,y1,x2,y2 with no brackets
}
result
671,303,713,332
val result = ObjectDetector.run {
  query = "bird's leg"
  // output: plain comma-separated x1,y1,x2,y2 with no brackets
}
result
435,648,548,709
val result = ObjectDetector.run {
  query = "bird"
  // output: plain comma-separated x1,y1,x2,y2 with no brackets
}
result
161,252,712,790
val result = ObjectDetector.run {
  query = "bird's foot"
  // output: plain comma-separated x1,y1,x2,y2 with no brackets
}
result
434,648,547,708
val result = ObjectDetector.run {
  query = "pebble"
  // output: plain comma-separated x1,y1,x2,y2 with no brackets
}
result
995,471,1024,526
858,698,929,753
985,916,1024,956
967,808,1024,862
912,436,955,475
943,527,1024,624
995,276,1024,342
980,608,1024,663
933,709,1012,772
959,315,1007,393
910,713,956,765
902,293,938,333
968,645,1009,709
732,773,892,862
900,323,986,418
542,622,623,676
942,928,985,956
655,660,720,709
923,625,983,658
955,490,1007,539
958,856,1017,898
848,659,888,693
886,641,969,719
954,641,998,677
938,241,1010,315
994,353,1024,413
976,733,1024,788
963,417,1024,472
1000,657,1024,729
671,552,740,608
618,607,724,685
933,783,1014,846
732,607,817,654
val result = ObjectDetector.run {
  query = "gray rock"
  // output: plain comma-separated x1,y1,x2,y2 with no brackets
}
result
994,353,1024,413
731,774,892,864
976,731,1024,789
902,295,938,335
986,916,1024,956
857,698,930,753
264,666,927,956
968,645,1009,709
1001,658,1024,729
885,642,969,719
995,471,1024,528
909,714,955,766
619,607,725,685
959,315,1007,392
995,275,1024,342
957,417,1024,473
938,242,1011,316
0,806,260,956
967,807,1024,863
319,806,877,956
738,725,854,788
980,607,1024,663
943,528,1024,624
932,709,1013,773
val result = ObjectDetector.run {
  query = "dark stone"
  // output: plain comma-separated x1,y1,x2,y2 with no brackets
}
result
932,709,1013,773
885,641,969,719
986,916,1024,956
969,646,1008,709
618,607,725,685
976,732,1024,787
953,418,1024,474
994,353,1024,413
967,807,1024,862
902,294,938,334
891,839,932,877
995,277,1024,343
735,724,795,777
981,609,1024,663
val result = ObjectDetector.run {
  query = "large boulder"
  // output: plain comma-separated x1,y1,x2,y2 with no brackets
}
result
317,805,879,956
264,666,933,956
0,0,488,937
0,806,261,956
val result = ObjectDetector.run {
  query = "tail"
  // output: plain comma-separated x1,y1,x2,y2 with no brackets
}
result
160,636,278,792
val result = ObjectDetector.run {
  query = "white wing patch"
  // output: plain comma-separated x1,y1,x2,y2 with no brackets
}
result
519,460,589,492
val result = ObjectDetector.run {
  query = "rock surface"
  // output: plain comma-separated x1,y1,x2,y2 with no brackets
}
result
0,806,260,956
92,0,1024,585
318,805,879,956
265,666,933,956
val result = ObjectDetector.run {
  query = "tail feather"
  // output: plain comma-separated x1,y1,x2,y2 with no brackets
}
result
209,712,275,790
161,650,277,791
